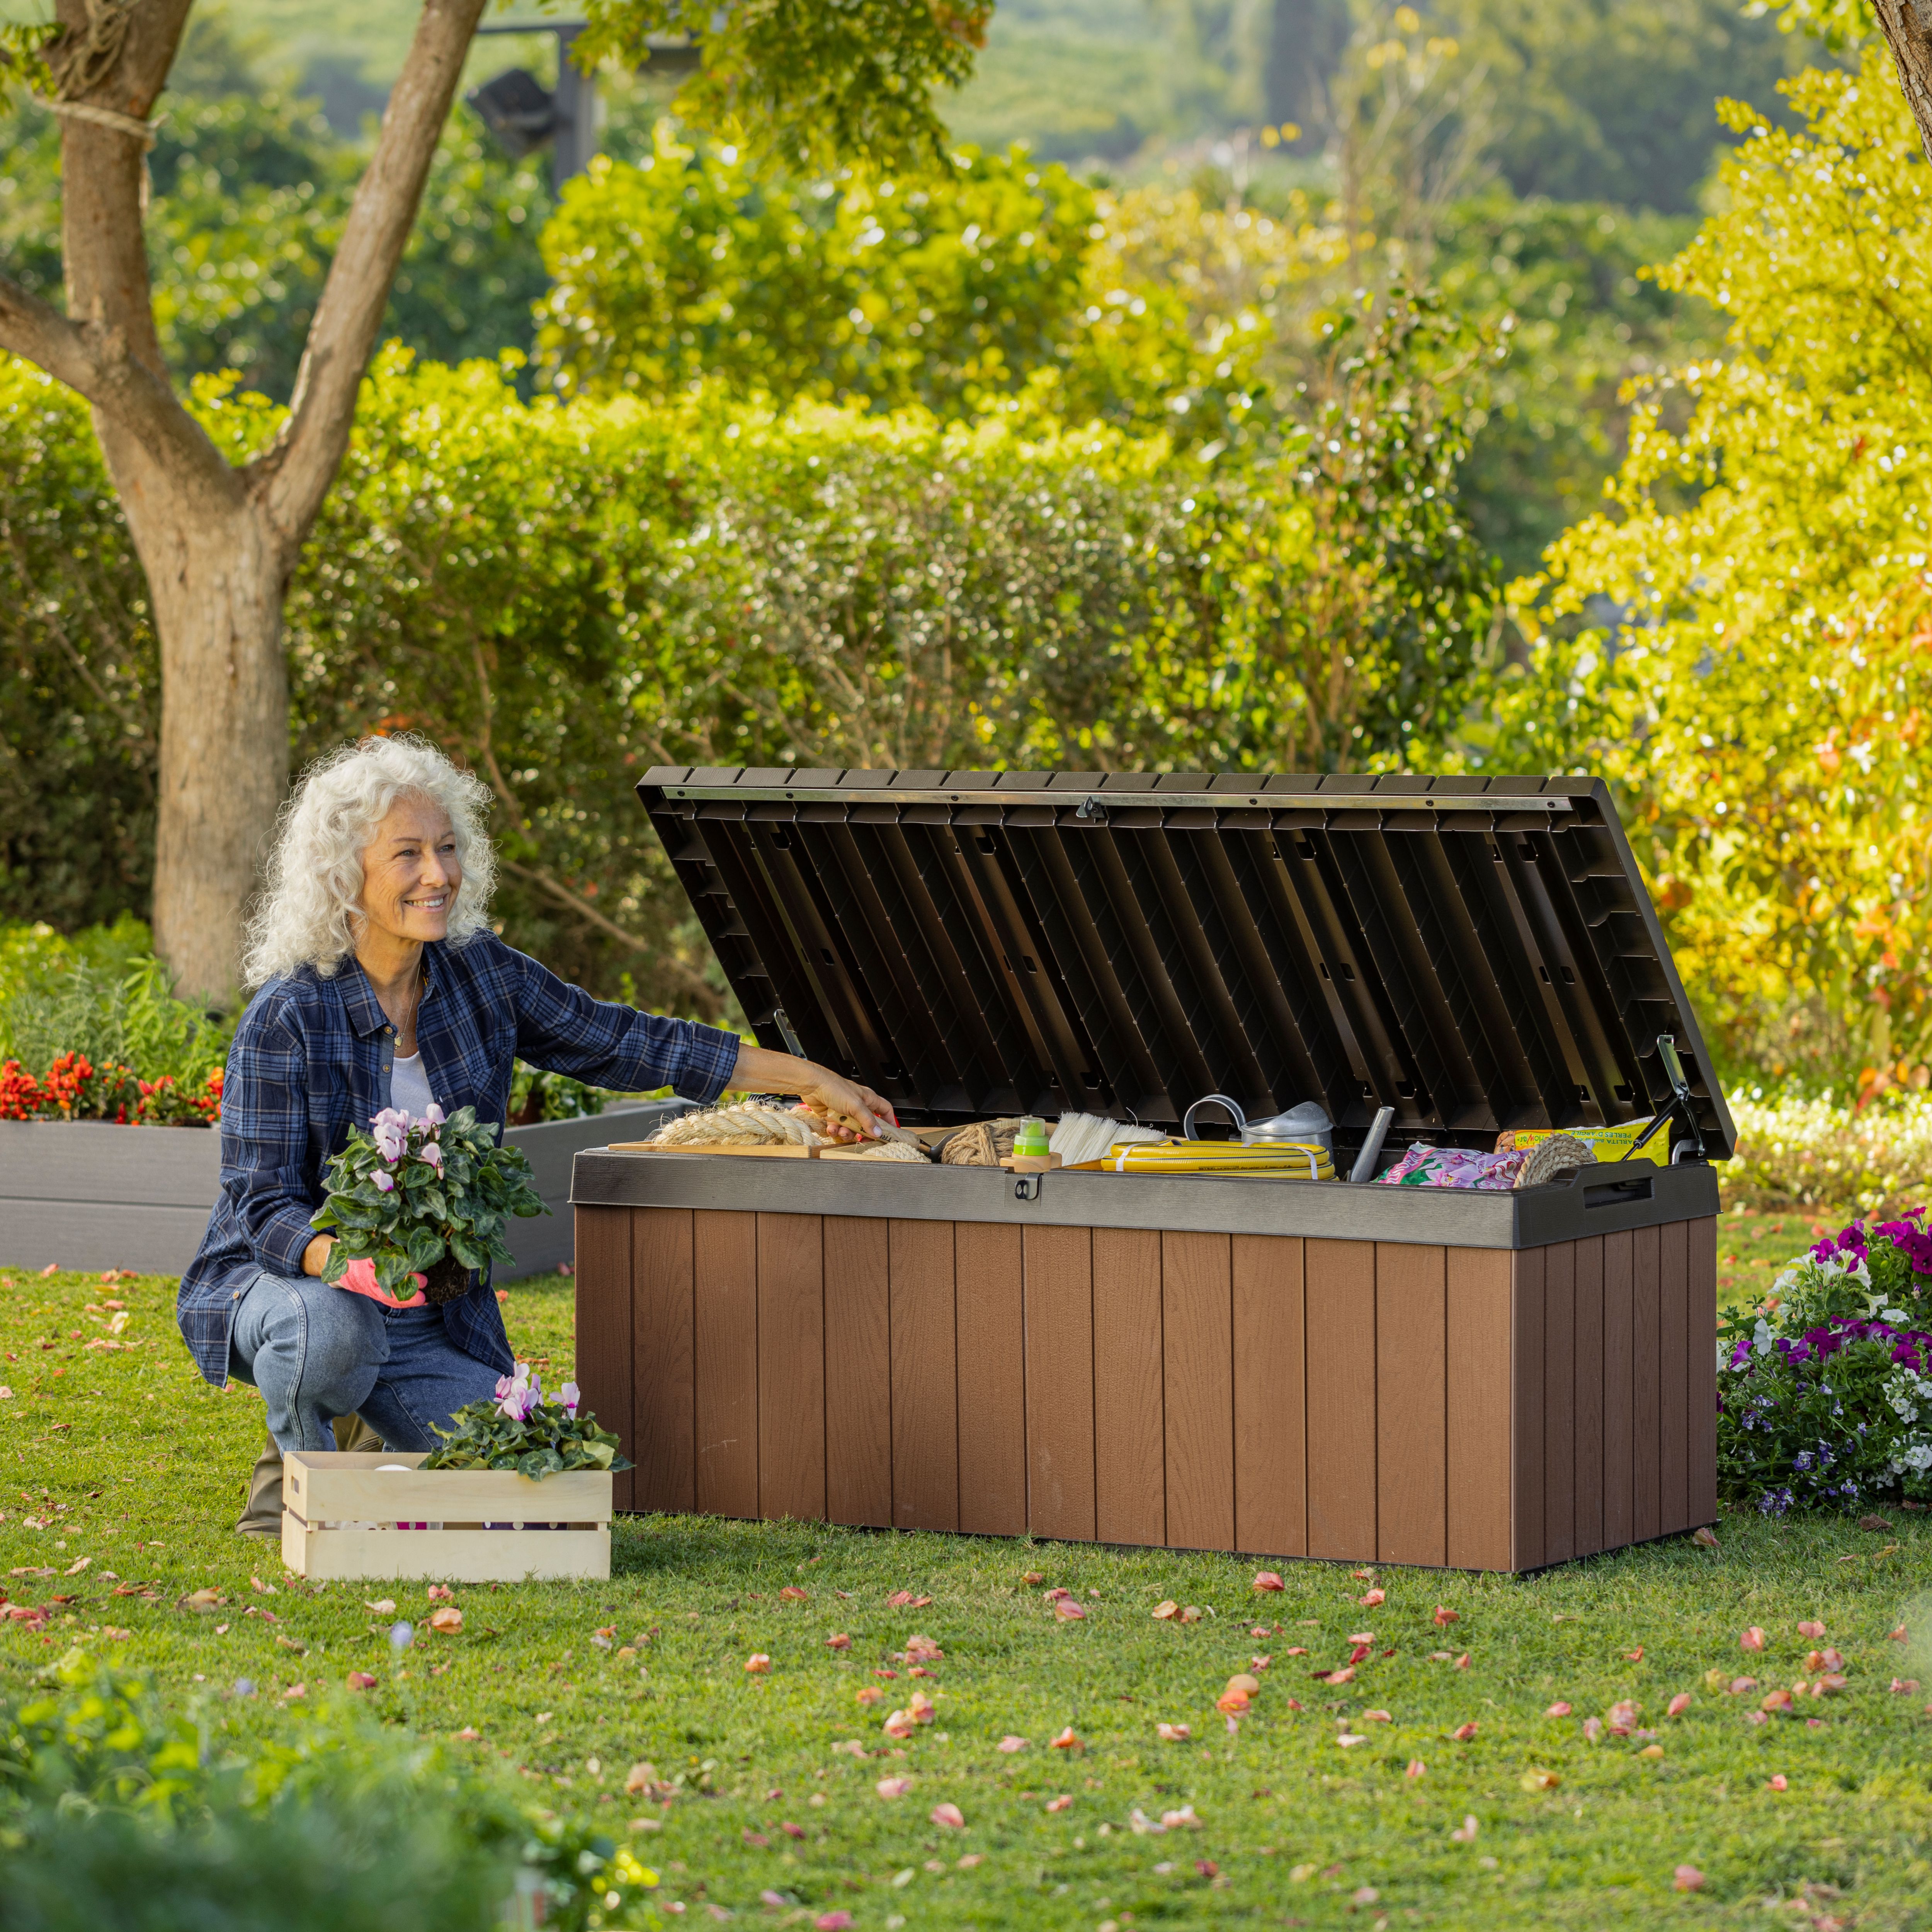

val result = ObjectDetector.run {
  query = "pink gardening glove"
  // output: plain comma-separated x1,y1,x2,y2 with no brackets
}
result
337,1255,427,1309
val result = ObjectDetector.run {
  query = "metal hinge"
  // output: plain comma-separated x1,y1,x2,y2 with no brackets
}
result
1014,1172,1044,1202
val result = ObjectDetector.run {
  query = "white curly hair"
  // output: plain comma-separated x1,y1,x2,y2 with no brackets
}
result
242,735,497,986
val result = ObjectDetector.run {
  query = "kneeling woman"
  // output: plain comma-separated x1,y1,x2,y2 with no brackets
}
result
179,736,892,1537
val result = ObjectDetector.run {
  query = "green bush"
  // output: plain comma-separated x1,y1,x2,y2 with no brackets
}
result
0,1651,656,1932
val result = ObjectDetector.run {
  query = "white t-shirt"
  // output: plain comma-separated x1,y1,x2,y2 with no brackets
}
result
389,1051,435,1122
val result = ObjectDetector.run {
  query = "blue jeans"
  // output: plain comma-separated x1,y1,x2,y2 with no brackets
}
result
228,1270,502,1454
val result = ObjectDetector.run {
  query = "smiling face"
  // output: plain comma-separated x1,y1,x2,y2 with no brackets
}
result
356,793,461,951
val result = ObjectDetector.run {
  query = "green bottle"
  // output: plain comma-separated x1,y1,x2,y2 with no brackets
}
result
1013,1116,1050,1158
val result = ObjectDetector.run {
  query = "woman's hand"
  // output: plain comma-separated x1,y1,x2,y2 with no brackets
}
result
729,1046,896,1140
302,1234,334,1278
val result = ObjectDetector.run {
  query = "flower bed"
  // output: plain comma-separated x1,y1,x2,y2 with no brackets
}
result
1723,1093,1932,1217
1717,1212,1932,1514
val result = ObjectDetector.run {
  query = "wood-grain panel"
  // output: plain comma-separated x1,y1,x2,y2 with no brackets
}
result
1658,1217,1690,1534
1511,1247,1546,1571
1376,1242,1446,1567
1093,1227,1165,1548
824,1216,892,1527
1632,1223,1662,1542
1687,1215,1718,1526
575,1206,634,1513
1233,1235,1305,1558
1572,1235,1605,1556
889,1219,959,1532
1023,1224,1096,1543
630,1206,694,1514
757,1213,825,1522
1543,1240,1577,1566
1446,1248,1513,1571
1304,1238,1377,1561
956,1221,1028,1536
693,1209,759,1518
1602,1228,1634,1550
1163,1232,1235,1552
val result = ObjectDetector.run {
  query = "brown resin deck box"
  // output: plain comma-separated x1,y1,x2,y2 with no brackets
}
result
571,769,1734,1572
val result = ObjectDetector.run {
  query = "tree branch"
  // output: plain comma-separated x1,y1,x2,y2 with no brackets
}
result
255,0,489,546
0,267,237,505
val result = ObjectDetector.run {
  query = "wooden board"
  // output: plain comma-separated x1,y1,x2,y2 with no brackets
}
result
1658,1216,1690,1534
956,1221,1028,1536
758,1213,827,1522
1093,1227,1165,1548
282,1517,609,1582
1511,1246,1547,1572
1444,1248,1512,1571
1572,1235,1605,1557
1687,1214,1719,1527
824,1216,893,1527
1543,1240,1576,1565
1602,1228,1635,1550
283,1452,612,1523
1162,1231,1235,1552
1022,1224,1096,1543
1376,1242,1446,1568
1304,1239,1377,1561
694,1210,760,1518
631,1206,695,1514
574,1205,634,1513
607,1141,821,1158
1232,1234,1305,1558
1632,1222,1662,1542
889,1218,959,1532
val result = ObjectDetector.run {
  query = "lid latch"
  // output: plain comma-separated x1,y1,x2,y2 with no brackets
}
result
1075,795,1108,824
1014,1172,1045,1202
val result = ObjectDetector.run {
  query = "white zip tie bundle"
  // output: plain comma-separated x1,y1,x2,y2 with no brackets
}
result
648,1102,829,1149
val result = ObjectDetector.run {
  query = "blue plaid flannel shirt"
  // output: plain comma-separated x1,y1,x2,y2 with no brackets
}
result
177,933,741,1386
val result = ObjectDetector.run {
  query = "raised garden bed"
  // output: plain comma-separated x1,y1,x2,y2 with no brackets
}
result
0,1100,690,1279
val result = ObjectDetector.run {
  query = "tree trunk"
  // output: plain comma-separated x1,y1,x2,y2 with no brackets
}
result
1874,0,1932,166
144,499,291,1005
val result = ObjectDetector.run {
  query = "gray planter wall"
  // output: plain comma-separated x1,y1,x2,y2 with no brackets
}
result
0,1100,690,1281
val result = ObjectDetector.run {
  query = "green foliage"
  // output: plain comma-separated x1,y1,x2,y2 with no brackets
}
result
423,1367,628,1480
539,131,1098,415
577,0,990,174
509,1063,610,1124
0,918,231,1090
1430,196,1717,579
0,364,159,934
0,1652,651,1932
311,1105,549,1298
1503,49,1932,1097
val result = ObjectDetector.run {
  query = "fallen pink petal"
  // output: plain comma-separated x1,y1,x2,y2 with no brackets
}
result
929,1801,965,1829
875,1777,913,1800
1673,1866,1705,1893
997,1735,1029,1752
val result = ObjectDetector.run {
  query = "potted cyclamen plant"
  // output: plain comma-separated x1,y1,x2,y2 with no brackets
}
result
424,1362,628,1480
310,1104,549,1305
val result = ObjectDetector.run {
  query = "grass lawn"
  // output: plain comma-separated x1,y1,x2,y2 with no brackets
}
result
3,1250,1931,1929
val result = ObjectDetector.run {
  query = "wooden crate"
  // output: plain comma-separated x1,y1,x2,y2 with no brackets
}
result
280,1451,612,1582
575,1202,1716,1572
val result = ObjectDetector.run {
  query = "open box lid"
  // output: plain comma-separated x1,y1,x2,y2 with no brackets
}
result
637,767,1735,1160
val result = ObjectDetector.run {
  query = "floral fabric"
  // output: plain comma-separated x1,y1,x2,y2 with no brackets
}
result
1374,1142,1530,1190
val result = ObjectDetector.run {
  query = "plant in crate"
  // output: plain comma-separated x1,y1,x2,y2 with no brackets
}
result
424,1364,629,1480
310,1105,548,1306
1717,1212,1932,1514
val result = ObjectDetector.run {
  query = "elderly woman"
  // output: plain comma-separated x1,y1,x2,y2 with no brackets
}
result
180,736,891,1539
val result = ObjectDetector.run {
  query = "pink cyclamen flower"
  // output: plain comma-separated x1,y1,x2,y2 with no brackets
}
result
420,1140,444,1173
372,1170,395,1193
372,1118,405,1163
560,1381,581,1415
422,1102,445,1127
